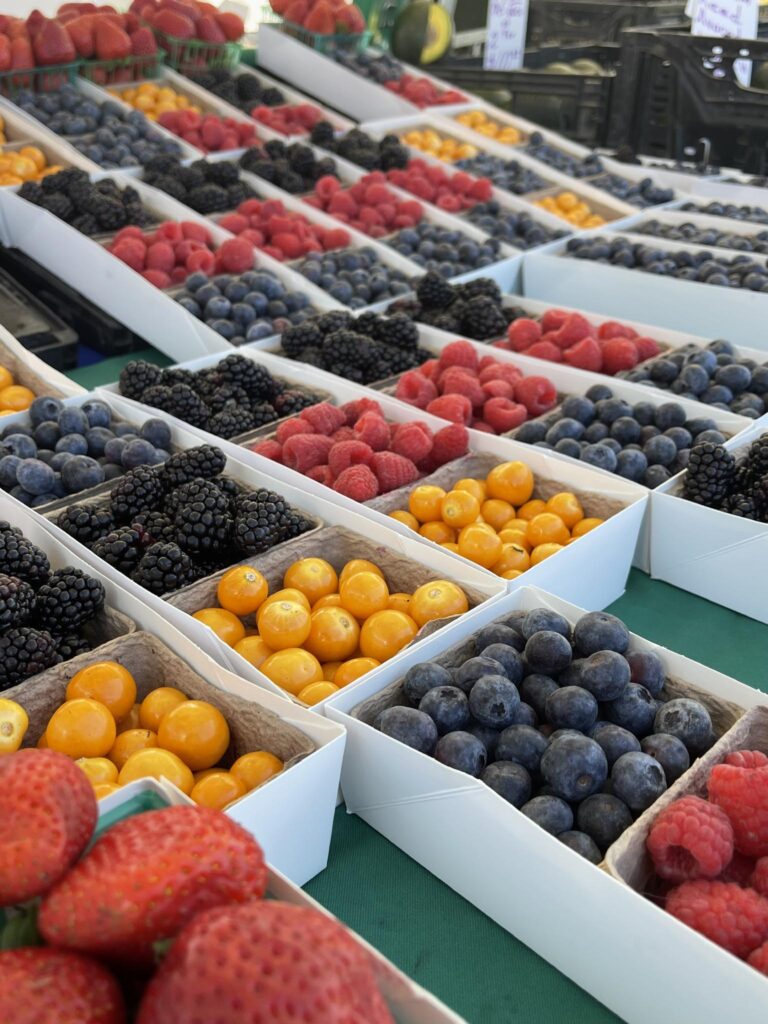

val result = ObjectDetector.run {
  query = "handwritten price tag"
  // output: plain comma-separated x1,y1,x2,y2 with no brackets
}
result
484,0,529,70
690,0,759,85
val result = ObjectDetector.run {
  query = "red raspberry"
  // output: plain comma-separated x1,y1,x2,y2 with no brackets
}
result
666,880,768,958
426,394,472,425
181,221,210,242
564,337,603,373
438,367,486,408
748,939,768,974
328,440,374,477
315,175,341,200
634,337,661,361
514,376,558,416
647,796,734,882
469,178,492,201
506,318,542,352
331,426,356,444
354,412,390,451
431,423,468,466
370,451,419,492
438,340,478,372
186,249,216,275
436,194,462,213
215,238,254,274
218,212,249,234
305,464,334,486
752,857,768,896
477,360,503,383
340,398,383,426
271,233,303,260
526,341,563,363
727,750,768,769
541,308,571,333
391,422,433,463
170,266,188,285
602,338,639,375
333,464,379,501
483,397,528,434
146,241,175,272
487,363,523,387
471,420,495,433
394,370,437,409
419,359,440,382
111,237,146,272
282,434,334,473
250,438,282,461
709,763,768,857
141,269,170,288
720,851,756,886
300,402,346,436
481,380,516,400
598,320,638,341
322,228,350,250
113,226,145,244
275,418,310,444
552,313,591,349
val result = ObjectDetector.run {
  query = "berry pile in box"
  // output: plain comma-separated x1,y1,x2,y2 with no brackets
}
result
218,197,351,262
0,524,108,690
386,463,604,578
387,222,503,278
588,173,674,208
250,398,469,499
680,199,768,225
142,155,255,214
292,247,412,307
106,220,218,288
251,103,325,137
682,432,768,520
622,339,768,418
18,169,153,236
239,140,338,195
534,191,607,228
54,444,313,596
0,397,172,508
310,122,409,173
119,355,321,439
466,201,569,250
394,339,558,435
305,173,425,238
375,606,717,862
634,218,768,254
390,273,512,340
386,159,493,212
453,152,549,196
513,384,726,487
187,68,287,114
192,558,470,704
522,134,603,178
12,86,183,170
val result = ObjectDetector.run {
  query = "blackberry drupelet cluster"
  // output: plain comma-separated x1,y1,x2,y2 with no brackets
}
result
110,466,165,522
56,505,115,546
0,531,50,585
239,139,337,193
20,171,152,234
188,68,285,112
36,568,105,633
142,156,255,214
388,273,511,340
234,489,311,554
683,442,736,507
310,122,409,172
0,575,35,631
92,527,144,575
681,436,768,521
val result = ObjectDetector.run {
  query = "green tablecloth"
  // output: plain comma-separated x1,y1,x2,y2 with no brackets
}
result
70,354,768,1024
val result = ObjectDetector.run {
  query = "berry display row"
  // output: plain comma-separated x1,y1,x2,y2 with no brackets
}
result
19,169,154,237
143,154,257,214
633,217,768,254
680,200,768,226
188,67,288,114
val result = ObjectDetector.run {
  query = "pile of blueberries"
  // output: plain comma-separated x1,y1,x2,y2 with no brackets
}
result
13,85,182,169
292,247,412,307
513,384,727,487
376,608,715,862
387,222,502,277
454,153,548,195
633,218,768,255
328,46,403,83
680,200,768,226
524,134,604,178
619,339,768,418
0,396,170,508
564,235,768,291
175,269,315,343
465,200,569,249
589,174,674,208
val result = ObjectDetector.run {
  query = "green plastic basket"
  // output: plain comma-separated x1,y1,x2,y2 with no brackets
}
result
153,31,242,71
0,61,80,99
79,51,167,87
279,21,372,54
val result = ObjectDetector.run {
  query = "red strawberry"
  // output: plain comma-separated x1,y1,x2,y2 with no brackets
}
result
305,0,336,33
215,11,245,40
283,0,309,23
10,36,34,70
39,805,267,964
64,14,94,57
336,2,366,31
0,748,97,905
26,9,46,37
94,18,130,59
196,13,226,41
136,900,394,1024
152,8,196,38
0,34,10,70
33,17,77,65
0,948,125,1024
130,26,157,55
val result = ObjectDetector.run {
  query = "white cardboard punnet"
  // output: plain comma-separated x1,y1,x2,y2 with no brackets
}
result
0,323,84,398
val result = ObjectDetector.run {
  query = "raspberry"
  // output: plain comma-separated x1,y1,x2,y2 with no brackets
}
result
114,226,145,244
328,440,374,477
181,221,211,242
437,367,486,408
720,850,756,886
752,857,768,896
471,420,495,433
726,750,768,769
250,439,282,461
486,363,522,387
477,362,504,384
187,249,216,275
146,241,175,273
526,341,563,363
215,237,254,274
437,340,478,372
514,376,558,416
341,398,383,426
370,451,419,492
142,269,171,288
708,763,768,857
564,337,603,373
647,796,734,883
426,394,472,426
333,464,379,501
541,308,571,333
331,426,356,444
602,338,639,375
316,175,341,200
282,434,334,473
552,313,591,349
419,359,440,382
598,320,638,341
431,423,468,466
306,465,334,486
666,880,768,958
394,370,437,409
276,419,311,444
300,402,346,436
748,939,768,974
634,337,661,361
111,237,146,272
391,422,433,464
354,412,390,451
481,379,516,400
506,319,542,352
482,397,528,434
469,178,492,201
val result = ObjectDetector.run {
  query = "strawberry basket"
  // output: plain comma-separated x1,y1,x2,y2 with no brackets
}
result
78,50,166,87
152,31,242,71
279,20,372,54
0,61,80,99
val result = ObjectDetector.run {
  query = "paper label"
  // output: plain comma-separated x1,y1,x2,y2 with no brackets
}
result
483,0,529,71
690,0,759,86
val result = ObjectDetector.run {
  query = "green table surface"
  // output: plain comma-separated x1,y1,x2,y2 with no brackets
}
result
71,352,768,1024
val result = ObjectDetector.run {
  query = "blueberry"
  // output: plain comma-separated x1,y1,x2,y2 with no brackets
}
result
515,421,548,444
541,733,607,802
478,643,524,682
653,698,713,754
610,416,642,445
114,423,138,438
16,459,55,496
521,795,573,835
649,359,679,384
586,384,614,403
521,608,570,640
579,650,630,700
573,611,630,656
55,434,88,457
616,448,648,482
29,396,63,426
524,630,572,675
582,443,618,472
703,384,733,405
604,683,656,736
546,418,585,445
644,434,678,467
121,439,156,469
140,419,171,449
403,662,453,703
558,830,601,863
3,434,37,460
513,702,538,727
545,686,598,732
419,686,470,734
560,395,595,424
641,732,690,783
467,674,521,728
679,364,710,395
60,455,105,493
85,427,114,458
58,407,90,436
589,722,641,766
481,761,531,807
715,363,751,393
576,792,633,851
36,450,54,465
520,674,560,719
50,452,73,472
377,706,437,754
434,731,487,776
103,438,126,464
555,439,582,459
626,650,665,697
9,485,33,505
664,427,692,451
81,400,112,428
496,723,548,772
34,421,60,449
653,402,687,430
611,751,667,812
454,655,506,694
596,398,632,424
640,425,660,444
186,271,211,293
474,623,525,653
583,421,609,444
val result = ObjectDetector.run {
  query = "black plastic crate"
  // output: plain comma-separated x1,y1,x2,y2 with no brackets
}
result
0,268,78,371
527,0,688,45
609,29,768,174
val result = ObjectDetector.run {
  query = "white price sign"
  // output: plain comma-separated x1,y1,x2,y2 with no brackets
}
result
484,0,530,71
690,0,759,85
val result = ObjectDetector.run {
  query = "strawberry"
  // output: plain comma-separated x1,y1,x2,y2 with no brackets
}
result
305,0,336,33
136,900,394,1024
94,18,130,59
196,13,226,41
152,8,196,38
0,948,125,1024
39,805,267,964
215,11,245,40
336,3,366,32
65,14,95,57
26,9,46,37
33,17,77,65
130,26,157,55
282,0,309,24
0,34,10,70
0,748,97,905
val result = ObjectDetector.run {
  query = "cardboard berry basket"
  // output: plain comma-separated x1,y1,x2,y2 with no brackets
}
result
608,205,768,253
325,584,768,1024
0,322,84,399
0,96,97,178
650,418,768,625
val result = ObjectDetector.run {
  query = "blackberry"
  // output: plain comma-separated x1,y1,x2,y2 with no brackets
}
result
0,575,35,630
208,384,250,414
281,321,323,358
310,120,336,148
160,445,226,490
70,213,99,235
161,367,196,390
0,534,49,585
226,182,251,207
213,477,241,506
110,466,164,522
353,311,380,338
684,442,736,507
93,528,143,575
120,360,164,401
39,194,74,222
274,390,315,417
173,481,233,554
217,355,277,400
187,183,229,213
250,402,280,428
374,313,419,350
36,568,105,633
133,542,194,595
321,330,380,380
316,310,354,335
207,161,240,186
0,628,58,689
164,384,209,429
424,311,461,332
93,197,127,231
179,165,207,191
747,435,768,481
721,493,758,519
416,272,455,309
55,635,91,662
56,504,115,545
18,181,44,204
208,405,254,439
131,511,175,546
151,174,189,202
144,154,182,176
460,296,508,340
458,277,503,303
234,489,298,553
297,348,324,369
261,87,285,106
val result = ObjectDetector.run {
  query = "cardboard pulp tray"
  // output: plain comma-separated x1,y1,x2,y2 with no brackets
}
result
326,584,768,1024
0,321,84,399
